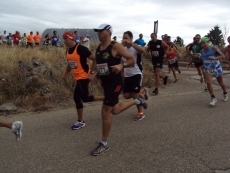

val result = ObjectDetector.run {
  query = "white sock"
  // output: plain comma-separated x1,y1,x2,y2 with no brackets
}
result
11,124,16,131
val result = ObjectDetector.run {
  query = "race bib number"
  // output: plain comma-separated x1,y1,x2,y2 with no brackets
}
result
207,68,217,75
96,63,109,75
68,61,77,69
54,38,57,41
152,51,159,57
169,59,176,64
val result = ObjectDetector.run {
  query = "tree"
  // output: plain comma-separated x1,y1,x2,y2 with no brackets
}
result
206,25,225,46
173,36,184,47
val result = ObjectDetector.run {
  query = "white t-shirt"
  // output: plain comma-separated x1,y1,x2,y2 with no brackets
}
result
82,37,90,49
122,46,143,78
1,33,7,42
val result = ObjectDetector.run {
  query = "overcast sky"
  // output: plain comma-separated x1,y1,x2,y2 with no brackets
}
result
0,0,230,44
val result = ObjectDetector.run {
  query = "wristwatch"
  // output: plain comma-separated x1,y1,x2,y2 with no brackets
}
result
91,70,95,74
123,62,127,67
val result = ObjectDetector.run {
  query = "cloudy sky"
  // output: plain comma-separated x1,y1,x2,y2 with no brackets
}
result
1,0,230,44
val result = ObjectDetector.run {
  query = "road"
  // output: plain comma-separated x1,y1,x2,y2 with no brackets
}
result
1,66,230,173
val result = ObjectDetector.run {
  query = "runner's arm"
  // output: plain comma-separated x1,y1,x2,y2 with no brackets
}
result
131,42,144,54
212,47,225,60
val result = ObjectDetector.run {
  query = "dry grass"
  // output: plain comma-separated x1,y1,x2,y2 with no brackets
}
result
0,44,185,113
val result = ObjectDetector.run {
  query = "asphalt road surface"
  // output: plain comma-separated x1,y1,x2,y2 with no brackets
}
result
1,67,230,173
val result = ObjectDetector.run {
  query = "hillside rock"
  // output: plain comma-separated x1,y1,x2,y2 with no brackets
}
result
0,103,17,111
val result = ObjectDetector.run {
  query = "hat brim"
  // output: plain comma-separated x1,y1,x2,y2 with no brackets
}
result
94,29,104,32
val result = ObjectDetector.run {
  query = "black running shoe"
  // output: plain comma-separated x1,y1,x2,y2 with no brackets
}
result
163,76,168,85
152,88,158,95
91,142,110,156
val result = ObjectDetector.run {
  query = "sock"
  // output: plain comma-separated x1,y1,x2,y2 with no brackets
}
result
11,124,16,131
224,92,227,95
78,120,82,122
135,98,141,105
101,140,108,146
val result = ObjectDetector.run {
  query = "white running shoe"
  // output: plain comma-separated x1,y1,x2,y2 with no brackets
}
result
12,121,23,141
224,94,228,102
210,97,217,106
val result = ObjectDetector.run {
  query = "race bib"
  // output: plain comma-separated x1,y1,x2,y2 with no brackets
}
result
96,63,109,75
16,38,19,40
68,61,77,69
54,38,57,41
169,59,176,64
152,51,159,57
207,68,217,75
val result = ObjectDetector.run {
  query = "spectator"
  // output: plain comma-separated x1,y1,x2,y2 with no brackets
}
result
113,36,117,42
74,31,80,43
27,31,34,48
51,30,58,46
134,33,146,47
12,31,21,46
82,34,90,49
33,31,41,46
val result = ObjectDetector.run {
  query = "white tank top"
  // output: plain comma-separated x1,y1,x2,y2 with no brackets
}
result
122,46,143,78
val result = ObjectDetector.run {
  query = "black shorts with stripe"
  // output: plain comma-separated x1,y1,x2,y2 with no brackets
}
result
101,79,123,107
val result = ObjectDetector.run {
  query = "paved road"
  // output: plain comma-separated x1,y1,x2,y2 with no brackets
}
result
1,67,230,173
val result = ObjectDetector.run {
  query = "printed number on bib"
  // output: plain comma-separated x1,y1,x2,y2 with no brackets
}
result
152,51,159,57
97,63,109,75
68,61,77,69
54,38,57,41
169,59,176,64
207,68,217,75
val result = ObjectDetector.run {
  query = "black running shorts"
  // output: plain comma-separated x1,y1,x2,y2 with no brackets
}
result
123,74,142,93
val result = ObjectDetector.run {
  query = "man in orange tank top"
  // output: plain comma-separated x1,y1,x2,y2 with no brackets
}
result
33,31,41,46
62,31,104,130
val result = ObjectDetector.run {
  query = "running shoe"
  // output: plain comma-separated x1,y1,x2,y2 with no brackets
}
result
12,121,23,141
143,87,149,100
210,97,217,106
223,93,228,102
204,85,208,91
174,79,178,83
134,113,145,121
91,142,110,156
163,76,168,85
152,88,158,95
200,77,204,83
71,121,85,130
136,95,147,109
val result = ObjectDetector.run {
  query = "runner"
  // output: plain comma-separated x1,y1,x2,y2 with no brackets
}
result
185,37,195,70
62,31,104,130
166,42,180,83
26,31,34,48
52,31,58,46
91,24,147,156
186,34,205,84
0,119,22,141
147,33,169,95
224,36,230,66
21,33,27,47
134,33,146,47
43,33,51,47
1,30,8,45
33,31,41,46
121,31,149,121
12,31,21,46
200,36,228,106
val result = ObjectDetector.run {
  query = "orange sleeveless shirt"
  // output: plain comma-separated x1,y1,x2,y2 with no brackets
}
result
66,45,89,80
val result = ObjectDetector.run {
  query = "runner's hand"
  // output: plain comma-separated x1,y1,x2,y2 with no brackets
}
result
88,73,97,81
208,56,217,60
122,39,131,46
111,64,123,74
